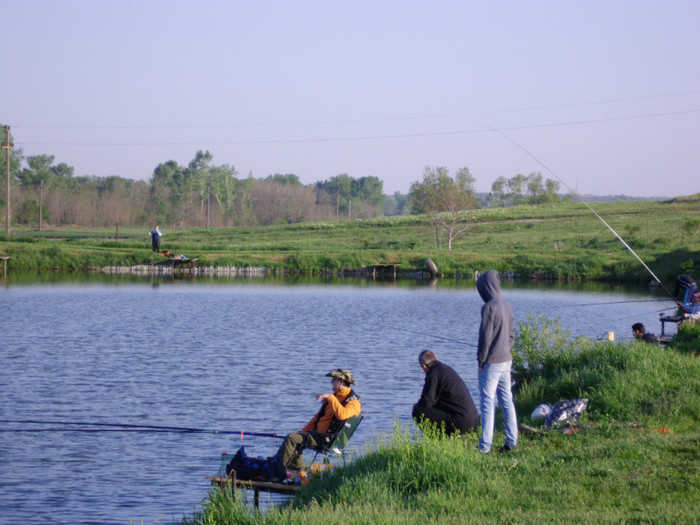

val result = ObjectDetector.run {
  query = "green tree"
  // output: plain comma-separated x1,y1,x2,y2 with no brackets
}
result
185,150,212,226
409,166,477,249
265,173,302,186
507,173,527,205
495,172,560,207
384,191,410,216
22,154,56,230
52,162,74,179
542,178,561,204
209,164,245,226
488,176,508,207
150,160,186,225
351,176,384,207
317,174,354,219
316,174,385,219
526,172,545,204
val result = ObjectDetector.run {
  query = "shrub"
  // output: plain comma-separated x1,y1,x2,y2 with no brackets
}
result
667,320,700,355
512,314,588,384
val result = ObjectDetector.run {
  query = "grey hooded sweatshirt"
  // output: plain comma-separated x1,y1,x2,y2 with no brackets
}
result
476,270,515,368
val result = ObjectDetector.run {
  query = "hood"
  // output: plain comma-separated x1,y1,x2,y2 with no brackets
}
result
476,270,501,303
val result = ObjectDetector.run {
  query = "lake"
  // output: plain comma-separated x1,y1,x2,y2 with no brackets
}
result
0,275,676,524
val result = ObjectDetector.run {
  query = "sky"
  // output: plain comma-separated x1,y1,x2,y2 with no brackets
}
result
2,1,700,198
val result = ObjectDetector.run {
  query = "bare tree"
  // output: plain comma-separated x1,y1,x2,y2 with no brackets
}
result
409,166,477,249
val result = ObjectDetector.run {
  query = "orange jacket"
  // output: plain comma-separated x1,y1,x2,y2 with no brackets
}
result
301,386,361,434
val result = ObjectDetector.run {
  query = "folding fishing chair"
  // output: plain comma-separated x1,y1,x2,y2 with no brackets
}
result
311,414,363,466
287,414,364,471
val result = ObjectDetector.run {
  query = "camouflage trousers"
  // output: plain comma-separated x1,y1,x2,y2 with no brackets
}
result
276,430,325,471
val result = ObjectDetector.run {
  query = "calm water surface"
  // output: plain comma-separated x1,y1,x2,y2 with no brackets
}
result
0,277,674,524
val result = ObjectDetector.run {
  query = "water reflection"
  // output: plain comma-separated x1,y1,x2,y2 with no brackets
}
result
2,269,670,296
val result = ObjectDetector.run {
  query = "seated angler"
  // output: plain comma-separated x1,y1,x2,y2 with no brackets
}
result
274,368,361,477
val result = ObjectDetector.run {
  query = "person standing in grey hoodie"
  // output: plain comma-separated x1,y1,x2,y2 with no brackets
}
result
475,270,518,453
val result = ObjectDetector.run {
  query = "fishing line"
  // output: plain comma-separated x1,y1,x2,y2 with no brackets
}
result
489,126,681,306
615,306,677,323
386,326,478,347
557,299,671,308
0,419,279,438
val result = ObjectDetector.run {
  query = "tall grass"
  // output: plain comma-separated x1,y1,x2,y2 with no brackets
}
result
183,319,700,525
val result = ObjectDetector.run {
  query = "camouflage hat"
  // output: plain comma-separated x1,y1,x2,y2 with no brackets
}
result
325,368,357,385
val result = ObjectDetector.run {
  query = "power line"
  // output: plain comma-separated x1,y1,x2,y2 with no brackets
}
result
487,126,682,304
15,108,700,148
13,89,700,130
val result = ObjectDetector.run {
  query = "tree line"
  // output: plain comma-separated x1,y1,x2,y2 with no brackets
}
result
0,147,390,228
1,129,561,236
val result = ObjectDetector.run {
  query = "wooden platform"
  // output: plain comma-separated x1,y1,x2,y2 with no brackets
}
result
205,415,362,509
152,255,199,271
370,264,399,278
170,256,198,269
659,315,682,340
206,473,302,509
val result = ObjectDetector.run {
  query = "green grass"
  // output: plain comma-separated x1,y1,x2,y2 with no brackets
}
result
1,197,699,282
183,319,700,525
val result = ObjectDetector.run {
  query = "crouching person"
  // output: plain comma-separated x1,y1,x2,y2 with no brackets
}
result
274,368,361,479
412,350,479,436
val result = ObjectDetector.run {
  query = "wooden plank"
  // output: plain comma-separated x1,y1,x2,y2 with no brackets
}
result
206,475,302,495
206,474,302,510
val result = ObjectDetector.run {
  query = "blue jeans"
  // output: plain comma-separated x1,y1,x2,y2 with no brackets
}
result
478,361,518,452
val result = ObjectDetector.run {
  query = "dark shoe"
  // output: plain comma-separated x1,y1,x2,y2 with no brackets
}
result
499,444,515,453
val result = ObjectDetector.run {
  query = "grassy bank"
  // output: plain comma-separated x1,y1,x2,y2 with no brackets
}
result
184,320,700,525
1,197,699,283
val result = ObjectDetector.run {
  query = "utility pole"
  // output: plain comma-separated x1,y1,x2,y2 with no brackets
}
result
206,186,211,229
2,126,12,238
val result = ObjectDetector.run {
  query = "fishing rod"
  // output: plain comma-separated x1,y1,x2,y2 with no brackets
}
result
489,126,682,307
0,419,280,438
387,326,478,347
0,428,209,433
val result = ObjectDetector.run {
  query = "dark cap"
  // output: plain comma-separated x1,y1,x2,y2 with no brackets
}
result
325,368,357,385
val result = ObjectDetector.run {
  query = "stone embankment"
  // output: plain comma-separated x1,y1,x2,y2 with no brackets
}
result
100,265,271,276
99,264,513,280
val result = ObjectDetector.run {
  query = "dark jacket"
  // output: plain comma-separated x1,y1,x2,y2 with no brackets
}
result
476,270,515,367
642,333,658,344
416,361,478,427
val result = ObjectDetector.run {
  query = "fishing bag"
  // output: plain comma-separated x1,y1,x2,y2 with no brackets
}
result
225,446,280,482
544,398,589,427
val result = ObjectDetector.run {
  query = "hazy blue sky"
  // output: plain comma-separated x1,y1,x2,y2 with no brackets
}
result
3,1,699,197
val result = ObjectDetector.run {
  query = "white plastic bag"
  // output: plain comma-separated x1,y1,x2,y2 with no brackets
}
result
531,403,551,419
